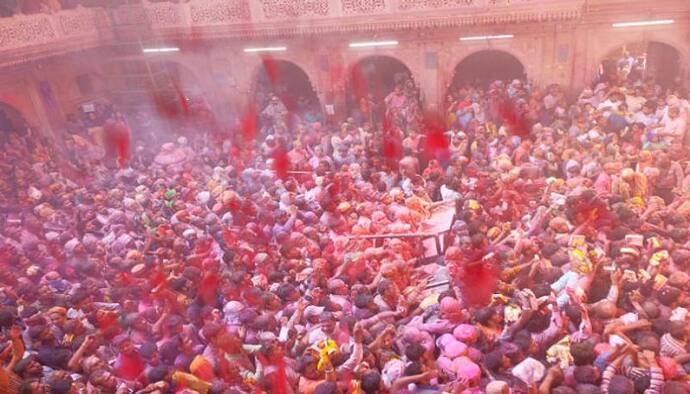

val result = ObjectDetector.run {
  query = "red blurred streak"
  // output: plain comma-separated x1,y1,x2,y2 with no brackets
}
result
173,81,190,116
447,251,499,307
460,262,499,306
104,120,131,168
272,146,290,180
382,115,402,163
499,99,528,137
261,55,280,86
423,110,449,152
350,63,369,101
240,103,258,142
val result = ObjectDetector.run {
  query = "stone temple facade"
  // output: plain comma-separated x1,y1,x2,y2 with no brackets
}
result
0,0,688,139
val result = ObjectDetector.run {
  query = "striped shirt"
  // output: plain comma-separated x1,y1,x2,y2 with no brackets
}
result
601,364,664,394
660,333,686,358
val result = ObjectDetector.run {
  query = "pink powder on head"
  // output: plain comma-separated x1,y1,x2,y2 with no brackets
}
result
437,356,454,374
467,347,482,363
436,333,456,350
453,324,478,343
443,339,468,359
452,356,480,381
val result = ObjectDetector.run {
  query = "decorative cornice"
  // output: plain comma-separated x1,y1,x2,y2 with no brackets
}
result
154,5,583,40
2,0,689,66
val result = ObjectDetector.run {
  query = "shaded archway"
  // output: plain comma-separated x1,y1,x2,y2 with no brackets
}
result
253,58,321,122
155,61,207,111
595,41,681,89
143,60,217,135
0,102,28,136
449,50,526,92
347,55,417,127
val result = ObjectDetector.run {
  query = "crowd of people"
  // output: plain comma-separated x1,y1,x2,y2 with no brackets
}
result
0,61,690,394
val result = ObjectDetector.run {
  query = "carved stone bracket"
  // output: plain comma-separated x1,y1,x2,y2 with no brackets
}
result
190,0,251,24
147,3,183,26
259,0,330,19
342,0,387,14
0,15,56,49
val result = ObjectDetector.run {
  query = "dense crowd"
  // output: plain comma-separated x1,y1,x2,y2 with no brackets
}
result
0,67,689,394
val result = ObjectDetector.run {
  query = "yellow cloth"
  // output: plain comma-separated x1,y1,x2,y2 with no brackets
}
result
547,335,573,368
189,355,215,381
317,339,338,371
172,371,211,394
650,250,669,266
570,248,592,274
629,196,645,209
419,294,440,309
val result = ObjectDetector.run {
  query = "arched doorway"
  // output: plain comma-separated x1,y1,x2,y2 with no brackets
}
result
596,41,681,89
253,58,321,123
450,50,526,91
154,61,208,115
144,61,216,136
0,102,28,137
347,55,419,129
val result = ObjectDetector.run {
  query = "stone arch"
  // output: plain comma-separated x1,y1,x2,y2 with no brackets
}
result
73,71,108,97
345,54,418,123
251,57,322,118
159,61,205,97
587,30,690,88
143,60,216,129
0,101,29,137
443,44,533,101
449,49,527,89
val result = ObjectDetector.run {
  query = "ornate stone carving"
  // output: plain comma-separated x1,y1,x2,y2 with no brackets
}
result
190,0,251,24
260,0,329,19
342,0,387,14
398,0,475,10
147,3,182,26
59,9,99,36
114,6,148,25
0,16,56,49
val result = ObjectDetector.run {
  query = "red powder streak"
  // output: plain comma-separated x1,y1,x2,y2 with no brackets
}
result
423,110,449,151
261,55,280,86
382,137,400,161
105,120,131,168
173,81,190,116
448,252,500,307
460,262,499,306
499,100,528,137
152,92,179,119
272,146,290,180
240,104,258,142
350,63,369,100
382,114,403,164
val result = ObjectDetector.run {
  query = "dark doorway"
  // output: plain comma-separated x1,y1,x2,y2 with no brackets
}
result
451,50,526,88
596,41,680,89
347,55,416,126
254,58,321,120
0,102,28,135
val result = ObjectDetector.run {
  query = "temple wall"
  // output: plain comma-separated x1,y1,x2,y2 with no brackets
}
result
0,0,687,134
194,18,689,118
0,50,111,139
